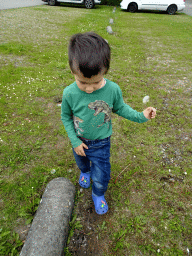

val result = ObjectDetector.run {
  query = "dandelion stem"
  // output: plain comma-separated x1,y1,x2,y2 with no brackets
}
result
114,164,130,183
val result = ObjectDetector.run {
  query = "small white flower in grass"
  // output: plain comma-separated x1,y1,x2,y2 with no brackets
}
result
51,169,56,174
169,169,171,172
157,249,160,253
107,26,113,34
143,95,150,104
187,248,190,255
184,172,187,175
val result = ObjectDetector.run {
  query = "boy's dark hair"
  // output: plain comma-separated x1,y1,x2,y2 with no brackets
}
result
68,32,111,78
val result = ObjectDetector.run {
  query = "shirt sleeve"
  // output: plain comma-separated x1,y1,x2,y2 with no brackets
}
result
61,90,82,148
112,85,148,123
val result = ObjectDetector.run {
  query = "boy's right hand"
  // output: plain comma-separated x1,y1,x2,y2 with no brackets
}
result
74,143,88,157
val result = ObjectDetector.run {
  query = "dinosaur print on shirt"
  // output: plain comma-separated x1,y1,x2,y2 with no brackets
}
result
88,100,112,127
73,116,84,136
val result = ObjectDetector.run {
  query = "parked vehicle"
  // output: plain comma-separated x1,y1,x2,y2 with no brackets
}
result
42,0,101,9
120,0,185,14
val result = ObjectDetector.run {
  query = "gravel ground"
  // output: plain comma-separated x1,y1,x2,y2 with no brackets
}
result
0,0,45,10
182,0,192,15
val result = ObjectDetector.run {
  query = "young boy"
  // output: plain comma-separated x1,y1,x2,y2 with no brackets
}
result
61,32,156,215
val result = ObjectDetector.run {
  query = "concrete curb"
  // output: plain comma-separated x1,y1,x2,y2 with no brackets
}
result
20,177,75,256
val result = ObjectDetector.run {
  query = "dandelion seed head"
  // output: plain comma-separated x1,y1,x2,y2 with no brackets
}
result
143,95,150,104
51,169,56,174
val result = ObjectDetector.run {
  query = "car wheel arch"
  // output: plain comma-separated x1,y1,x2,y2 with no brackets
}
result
48,0,59,5
127,2,138,12
167,4,177,14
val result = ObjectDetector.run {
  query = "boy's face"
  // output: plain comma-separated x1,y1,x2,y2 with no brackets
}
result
73,70,105,94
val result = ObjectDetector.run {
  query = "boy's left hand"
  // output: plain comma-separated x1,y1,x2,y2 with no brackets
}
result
143,107,156,119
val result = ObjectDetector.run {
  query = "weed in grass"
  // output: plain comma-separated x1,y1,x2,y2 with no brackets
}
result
0,229,23,256
67,214,83,244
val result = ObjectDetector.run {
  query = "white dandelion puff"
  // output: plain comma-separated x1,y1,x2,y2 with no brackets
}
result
51,169,56,174
107,26,113,34
143,95,150,104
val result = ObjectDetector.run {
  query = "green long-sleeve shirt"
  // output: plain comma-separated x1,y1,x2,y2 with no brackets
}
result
61,79,148,148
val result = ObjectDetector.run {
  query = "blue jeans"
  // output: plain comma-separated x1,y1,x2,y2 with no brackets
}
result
72,136,111,197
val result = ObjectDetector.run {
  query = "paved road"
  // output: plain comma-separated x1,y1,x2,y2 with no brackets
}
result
0,0,45,10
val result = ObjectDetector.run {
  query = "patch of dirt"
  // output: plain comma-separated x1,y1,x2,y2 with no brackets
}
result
0,54,30,68
14,218,31,242
68,186,112,256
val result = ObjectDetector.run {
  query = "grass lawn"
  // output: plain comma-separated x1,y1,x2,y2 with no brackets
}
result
0,4,192,255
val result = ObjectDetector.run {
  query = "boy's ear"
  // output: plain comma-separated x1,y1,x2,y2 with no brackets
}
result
103,68,108,75
71,70,76,75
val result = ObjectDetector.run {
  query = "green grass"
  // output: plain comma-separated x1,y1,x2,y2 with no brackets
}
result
0,4,192,255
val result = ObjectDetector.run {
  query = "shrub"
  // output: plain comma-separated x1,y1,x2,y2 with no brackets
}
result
101,0,121,6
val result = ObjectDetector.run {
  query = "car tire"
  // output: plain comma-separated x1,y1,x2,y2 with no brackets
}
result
48,0,58,6
167,4,177,14
84,0,95,8
128,2,138,13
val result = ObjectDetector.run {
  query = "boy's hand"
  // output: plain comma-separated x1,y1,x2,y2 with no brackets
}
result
74,143,88,157
143,107,156,119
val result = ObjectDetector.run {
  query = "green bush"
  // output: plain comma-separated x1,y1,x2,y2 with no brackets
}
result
101,0,121,6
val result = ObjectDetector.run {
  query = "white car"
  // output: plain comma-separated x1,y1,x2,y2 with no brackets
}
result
120,0,185,14
42,0,100,9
